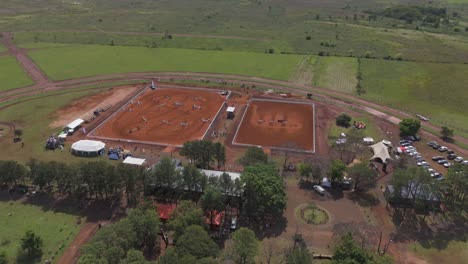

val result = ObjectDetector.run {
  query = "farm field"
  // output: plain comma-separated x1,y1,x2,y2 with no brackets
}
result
313,56,358,93
92,88,226,146
0,200,82,263
360,59,468,138
0,56,33,91
28,45,303,81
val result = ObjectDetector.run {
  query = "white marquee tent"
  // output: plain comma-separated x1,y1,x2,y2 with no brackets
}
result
71,140,105,157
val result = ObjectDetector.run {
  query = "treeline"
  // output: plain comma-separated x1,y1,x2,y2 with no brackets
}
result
369,5,447,24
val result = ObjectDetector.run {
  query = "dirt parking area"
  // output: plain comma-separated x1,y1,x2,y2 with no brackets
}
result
92,88,226,146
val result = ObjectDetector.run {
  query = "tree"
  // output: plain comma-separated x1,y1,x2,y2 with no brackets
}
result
20,230,43,258
0,252,7,264
212,142,226,169
298,163,321,184
168,200,205,241
229,228,259,264
440,126,454,141
0,160,26,188
336,113,352,128
201,186,225,227
240,147,268,166
180,140,215,169
176,225,218,259
121,249,150,264
181,164,207,193
127,202,160,256
399,118,421,137
441,164,468,221
332,232,392,264
286,247,313,264
347,163,378,191
335,128,365,164
329,160,346,182
151,157,179,190
241,164,287,224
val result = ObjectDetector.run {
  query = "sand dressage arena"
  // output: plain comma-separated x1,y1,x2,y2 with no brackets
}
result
233,98,315,153
91,87,226,146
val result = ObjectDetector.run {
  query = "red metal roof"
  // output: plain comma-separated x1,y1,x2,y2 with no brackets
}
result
157,203,176,220
206,210,225,226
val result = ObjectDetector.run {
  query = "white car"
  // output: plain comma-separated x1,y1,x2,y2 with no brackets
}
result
230,217,238,230
462,160,468,165
313,185,326,195
454,157,463,163
443,162,452,168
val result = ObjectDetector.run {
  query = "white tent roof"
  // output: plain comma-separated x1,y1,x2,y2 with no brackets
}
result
226,106,235,112
123,157,146,166
66,118,84,129
369,141,392,163
200,169,241,181
71,140,105,152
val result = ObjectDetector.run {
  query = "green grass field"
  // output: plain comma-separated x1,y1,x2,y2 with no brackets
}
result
0,88,109,162
360,59,468,138
313,56,358,93
28,45,304,81
0,43,6,52
0,200,81,263
0,56,33,91
328,114,382,146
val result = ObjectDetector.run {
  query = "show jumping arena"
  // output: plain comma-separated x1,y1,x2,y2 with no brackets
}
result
89,86,228,147
233,98,315,153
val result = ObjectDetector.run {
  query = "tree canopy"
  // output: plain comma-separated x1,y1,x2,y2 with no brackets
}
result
440,126,454,141
180,140,226,169
229,228,259,264
239,147,268,166
333,232,392,264
168,200,206,241
399,119,421,137
329,160,347,182
176,225,219,259
241,164,287,223
20,230,43,259
347,163,377,191
336,113,352,128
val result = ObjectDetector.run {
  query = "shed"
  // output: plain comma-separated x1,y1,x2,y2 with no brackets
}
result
123,157,146,166
226,106,235,119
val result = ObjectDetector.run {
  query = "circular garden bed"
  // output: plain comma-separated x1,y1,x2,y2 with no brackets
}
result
296,203,329,225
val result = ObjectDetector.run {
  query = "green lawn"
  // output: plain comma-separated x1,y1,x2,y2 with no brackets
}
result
0,43,6,52
28,45,304,81
313,56,358,93
328,114,383,146
410,240,468,264
360,59,468,138
0,200,82,263
0,88,109,162
0,56,33,91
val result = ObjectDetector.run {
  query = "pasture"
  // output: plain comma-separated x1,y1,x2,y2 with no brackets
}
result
0,200,81,263
360,59,468,138
28,45,304,81
0,88,108,162
313,56,358,93
0,43,5,52
0,56,33,91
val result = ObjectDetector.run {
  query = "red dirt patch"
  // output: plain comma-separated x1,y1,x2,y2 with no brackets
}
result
50,85,140,128
233,99,315,152
92,88,226,146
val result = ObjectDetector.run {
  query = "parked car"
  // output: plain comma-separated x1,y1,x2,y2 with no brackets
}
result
230,217,238,230
437,159,448,164
454,157,464,163
313,185,326,195
447,150,455,155
417,161,428,166
462,160,468,165
438,146,448,152
447,154,456,160
427,141,437,146
443,162,452,168
432,156,444,161
432,144,440,150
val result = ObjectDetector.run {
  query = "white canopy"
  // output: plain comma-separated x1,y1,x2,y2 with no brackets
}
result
370,141,392,163
226,107,235,113
123,157,146,166
71,140,105,152
66,118,84,130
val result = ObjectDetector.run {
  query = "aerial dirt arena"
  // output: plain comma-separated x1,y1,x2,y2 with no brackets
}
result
92,87,226,146
233,99,315,152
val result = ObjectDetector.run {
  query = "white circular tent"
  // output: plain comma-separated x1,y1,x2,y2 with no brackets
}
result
71,140,105,157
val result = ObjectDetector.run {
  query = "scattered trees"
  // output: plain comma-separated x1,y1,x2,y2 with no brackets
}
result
336,113,352,128
329,160,347,182
180,140,226,169
399,119,421,137
333,232,392,264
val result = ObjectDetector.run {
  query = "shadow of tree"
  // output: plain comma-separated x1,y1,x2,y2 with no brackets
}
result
347,192,380,207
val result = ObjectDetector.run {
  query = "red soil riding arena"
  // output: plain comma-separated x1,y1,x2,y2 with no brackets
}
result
233,98,315,153
90,87,227,147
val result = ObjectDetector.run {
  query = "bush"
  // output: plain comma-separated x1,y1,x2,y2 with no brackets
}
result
336,113,352,128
